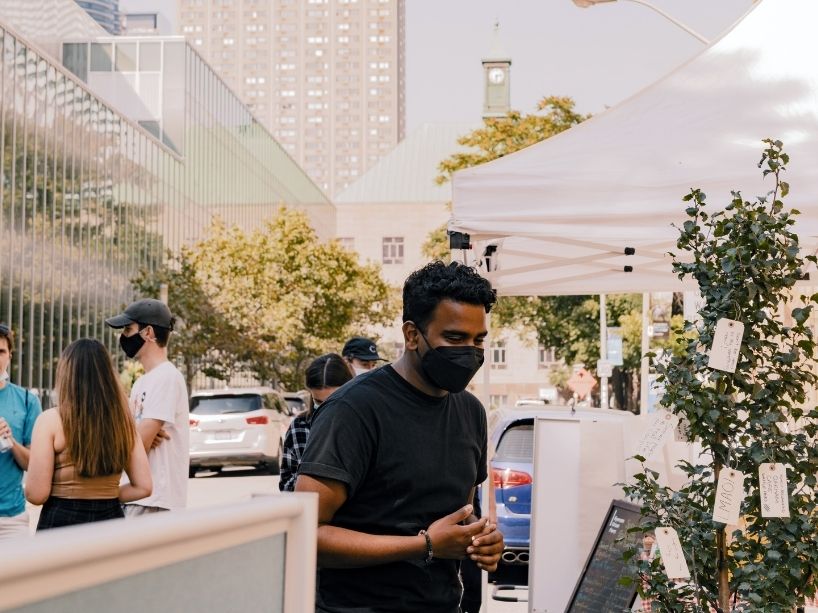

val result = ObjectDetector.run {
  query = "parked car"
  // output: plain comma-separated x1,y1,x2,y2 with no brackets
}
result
282,391,309,416
491,406,578,568
189,387,291,476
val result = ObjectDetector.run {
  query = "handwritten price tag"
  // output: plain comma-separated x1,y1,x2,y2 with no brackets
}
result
759,463,790,518
712,469,745,525
634,410,678,461
654,527,690,580
707,318,744,373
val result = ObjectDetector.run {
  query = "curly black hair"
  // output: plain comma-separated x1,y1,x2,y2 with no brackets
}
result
402,261,496,330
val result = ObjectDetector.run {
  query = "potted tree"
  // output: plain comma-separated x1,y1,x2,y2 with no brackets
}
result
624,140,818,612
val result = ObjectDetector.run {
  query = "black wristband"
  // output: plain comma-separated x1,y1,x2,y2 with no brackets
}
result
418,529,433,565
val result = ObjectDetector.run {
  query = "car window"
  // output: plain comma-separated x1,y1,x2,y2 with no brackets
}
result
494,423,534,462
263,394,291,415
285,398,305,415
190,395,262,415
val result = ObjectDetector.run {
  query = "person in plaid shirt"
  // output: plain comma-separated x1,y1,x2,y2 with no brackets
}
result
279,354,353,492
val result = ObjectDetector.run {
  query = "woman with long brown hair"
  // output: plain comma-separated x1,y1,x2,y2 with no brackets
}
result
26,338,151,529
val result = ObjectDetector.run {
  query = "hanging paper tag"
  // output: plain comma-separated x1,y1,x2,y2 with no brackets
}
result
674,416,691,442
759,463,790,518
707,318,744,373
712,469,745,525
654,527,690,580
634,410,678,461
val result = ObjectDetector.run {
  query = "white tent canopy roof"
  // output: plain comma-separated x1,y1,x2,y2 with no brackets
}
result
450,0,818,295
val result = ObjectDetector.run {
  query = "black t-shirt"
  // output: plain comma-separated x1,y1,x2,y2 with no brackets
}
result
299,365,488,613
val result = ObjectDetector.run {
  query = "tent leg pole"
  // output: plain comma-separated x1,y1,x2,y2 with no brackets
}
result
640,292,650,416
599,294,608,409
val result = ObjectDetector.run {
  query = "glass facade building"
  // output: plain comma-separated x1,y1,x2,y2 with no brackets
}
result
0,15,331,401
74,0,121,35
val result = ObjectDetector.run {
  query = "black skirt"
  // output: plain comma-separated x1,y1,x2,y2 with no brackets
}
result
37,497,124,531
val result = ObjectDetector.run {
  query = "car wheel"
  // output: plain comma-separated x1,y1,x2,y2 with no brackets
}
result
189,467,197,479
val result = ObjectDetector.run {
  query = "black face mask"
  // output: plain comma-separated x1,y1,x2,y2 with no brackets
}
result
120,330,146,359
417,331,484,393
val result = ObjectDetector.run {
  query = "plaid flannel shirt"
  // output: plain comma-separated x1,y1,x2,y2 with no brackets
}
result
279,412,312,492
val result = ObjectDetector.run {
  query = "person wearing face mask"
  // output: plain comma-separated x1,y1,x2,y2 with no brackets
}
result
341,337,385,376
0,324,42,539
296,261,504,613
279,354,353,493
105,299,189,516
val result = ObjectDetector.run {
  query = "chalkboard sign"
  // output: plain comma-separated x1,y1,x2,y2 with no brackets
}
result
565,499,646,613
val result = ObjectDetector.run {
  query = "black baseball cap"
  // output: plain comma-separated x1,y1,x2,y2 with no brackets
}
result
342,337,383,361
105,299,174,330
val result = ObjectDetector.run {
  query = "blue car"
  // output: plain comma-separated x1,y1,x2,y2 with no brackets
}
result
490,407,576,568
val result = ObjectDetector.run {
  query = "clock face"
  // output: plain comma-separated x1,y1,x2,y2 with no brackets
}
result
488,67,505,85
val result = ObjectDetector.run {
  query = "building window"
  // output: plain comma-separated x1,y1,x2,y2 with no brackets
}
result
382,237,404,265
539,345,557,368
491,341,507,369
90,43,113,72
337,237,355,251
489,395,509,409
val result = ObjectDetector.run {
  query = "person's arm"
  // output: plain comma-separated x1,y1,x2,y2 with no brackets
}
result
120,434,153,502
136,418,165,453
24,412,57,506
0,417,30,470
296,474,489,568
278,421,300,492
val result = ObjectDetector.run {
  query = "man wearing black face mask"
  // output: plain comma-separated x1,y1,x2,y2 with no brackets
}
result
297,261,504,613
105,299,189,515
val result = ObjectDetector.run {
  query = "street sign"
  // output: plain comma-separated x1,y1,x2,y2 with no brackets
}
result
606,327,623,366
596,359,613,378
567,367,597,399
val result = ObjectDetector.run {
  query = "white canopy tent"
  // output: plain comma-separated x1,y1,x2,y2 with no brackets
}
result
450,0,818,296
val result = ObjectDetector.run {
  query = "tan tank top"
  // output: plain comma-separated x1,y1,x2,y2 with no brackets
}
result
51,449,121,500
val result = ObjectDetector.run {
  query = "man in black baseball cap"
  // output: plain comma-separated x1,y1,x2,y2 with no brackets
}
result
105,298,174,331
342,336,384,376
105,298,189,516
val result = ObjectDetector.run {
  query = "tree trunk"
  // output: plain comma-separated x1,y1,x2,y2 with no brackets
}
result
714,458,731,611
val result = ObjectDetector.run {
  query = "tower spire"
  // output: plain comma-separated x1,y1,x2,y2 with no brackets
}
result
482,21,511,118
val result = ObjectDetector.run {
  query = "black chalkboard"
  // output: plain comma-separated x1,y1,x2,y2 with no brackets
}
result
565,499,645,613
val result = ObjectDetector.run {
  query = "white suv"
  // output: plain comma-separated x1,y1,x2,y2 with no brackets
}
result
189,387,290,476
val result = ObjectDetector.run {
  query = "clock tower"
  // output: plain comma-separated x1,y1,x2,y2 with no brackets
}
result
482,21,511,118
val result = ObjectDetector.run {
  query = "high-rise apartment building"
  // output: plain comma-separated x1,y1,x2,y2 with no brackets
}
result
177,0,406,197
75,0,121,34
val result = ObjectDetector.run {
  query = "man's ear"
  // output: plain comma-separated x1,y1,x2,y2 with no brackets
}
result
142,325,156,342
403,321,420,352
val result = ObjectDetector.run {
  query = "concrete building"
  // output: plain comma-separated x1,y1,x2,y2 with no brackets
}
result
177,0,406,197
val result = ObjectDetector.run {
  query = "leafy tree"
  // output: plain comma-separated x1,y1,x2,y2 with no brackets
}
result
187,207,398,390
132,250,254,394
423,96,588,260
623,140,818,611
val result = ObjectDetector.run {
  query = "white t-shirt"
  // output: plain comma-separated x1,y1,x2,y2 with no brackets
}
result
128,361,189,510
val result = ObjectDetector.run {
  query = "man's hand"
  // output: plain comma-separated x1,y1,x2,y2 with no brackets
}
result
0,417,13,443
426,504,490,560
466,521,504,572
151,428,170,450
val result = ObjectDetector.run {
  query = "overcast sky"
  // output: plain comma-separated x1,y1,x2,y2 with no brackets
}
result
405,0,755,132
